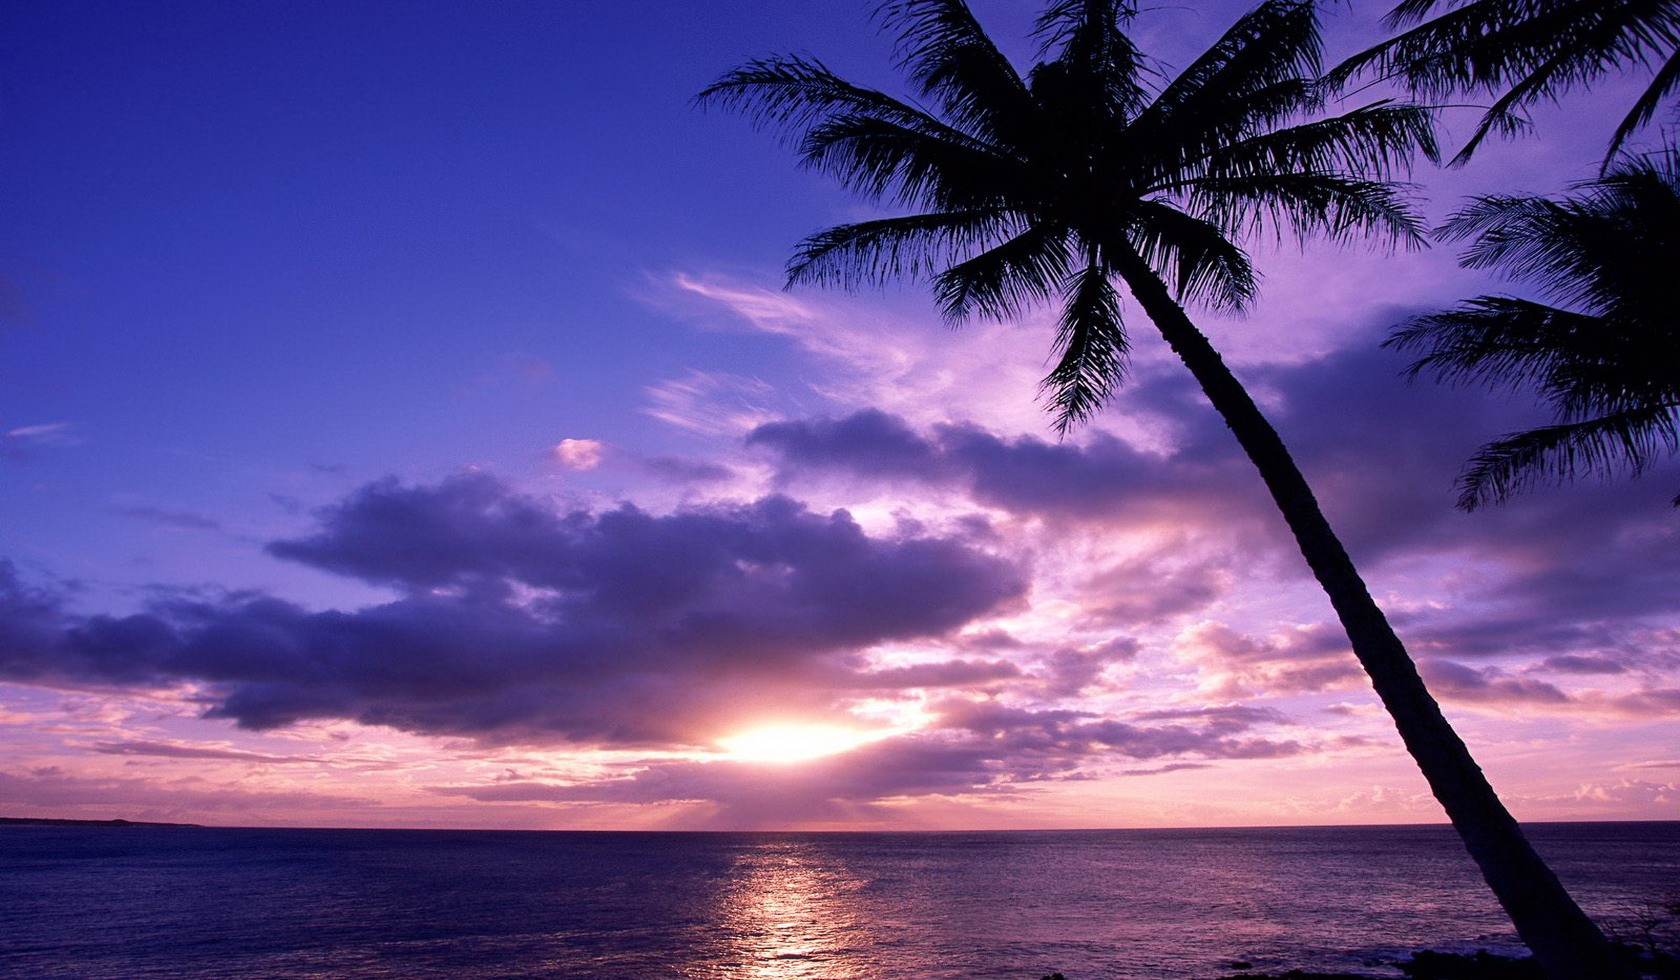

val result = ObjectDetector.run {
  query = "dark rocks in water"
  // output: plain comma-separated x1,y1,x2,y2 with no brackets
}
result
1211,949,1543,980
1400,950,1544,979
1211,971,1381,980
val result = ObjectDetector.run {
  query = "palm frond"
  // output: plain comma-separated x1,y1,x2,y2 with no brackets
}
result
697,55,928,136
1126,3,1328,180
931,224,1072,322
1032,0,1150,118
1440,155,1680,313
1129,79,1321,187
1149,99,1438,247
1334,0,1680,164
1457,403,1680,509
1180,171,1429,250
1042,261,1128,433
786,210,1013,290
875,0,1037,145
1385,0,1451,28
1214,100,1442,177
1141,0,1321,129
1443,5,1661,165
1387,297,1604,389
1609,45,1680,160
1120,202,1257,310
1396,150,1680,506
800,113,1018,209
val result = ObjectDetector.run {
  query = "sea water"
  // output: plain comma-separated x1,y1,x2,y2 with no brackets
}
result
1,822,1675,979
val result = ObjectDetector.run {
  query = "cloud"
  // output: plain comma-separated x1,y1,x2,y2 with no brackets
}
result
633,454,735,484
845,659,1021,690
0,766,378,818
664,271,1055,436
643,368,789,436
1538,655,1627,676
112,505,224,532
1417,659,1571,707
91,739,317,764
749,408,1276,543
2,422,78,460
1594,688,1680,718
747,335,1680,686
1,476,1026,747
1175,621,1362,697
550,438,605,470
927,698,1304,765
670,274,817,336
432,699,1306,825
1037,637,1139,697
1569,779,1680,807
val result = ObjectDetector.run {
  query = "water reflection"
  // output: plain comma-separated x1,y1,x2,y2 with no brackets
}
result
710,839,876,980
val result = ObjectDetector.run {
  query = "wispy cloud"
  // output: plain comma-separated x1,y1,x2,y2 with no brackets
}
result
2,422,78,459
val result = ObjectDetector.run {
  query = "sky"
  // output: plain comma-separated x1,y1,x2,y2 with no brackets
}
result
1,0,1675,832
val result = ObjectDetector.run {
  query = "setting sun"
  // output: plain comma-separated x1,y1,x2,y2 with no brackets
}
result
716,724,881,764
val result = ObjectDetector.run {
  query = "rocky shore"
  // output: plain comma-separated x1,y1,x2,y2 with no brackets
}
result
1209,946,1677,980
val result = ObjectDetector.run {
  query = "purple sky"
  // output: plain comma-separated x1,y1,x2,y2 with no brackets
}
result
1,0,1675,830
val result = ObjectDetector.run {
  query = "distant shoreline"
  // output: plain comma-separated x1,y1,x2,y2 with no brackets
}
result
0,817,201,828
0,817,1674,833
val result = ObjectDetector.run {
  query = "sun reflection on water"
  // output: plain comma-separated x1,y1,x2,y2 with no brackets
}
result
712,840,876,979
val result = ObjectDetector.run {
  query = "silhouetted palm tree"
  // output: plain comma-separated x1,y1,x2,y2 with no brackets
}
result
1337,0,1680,164
1388,149,1680,507
701,2,1626,977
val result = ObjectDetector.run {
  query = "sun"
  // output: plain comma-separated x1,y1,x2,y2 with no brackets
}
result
716,724,880,764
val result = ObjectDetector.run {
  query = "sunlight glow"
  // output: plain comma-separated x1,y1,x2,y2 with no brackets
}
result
718,724,880,764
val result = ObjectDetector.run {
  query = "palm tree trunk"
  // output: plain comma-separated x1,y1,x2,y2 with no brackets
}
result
1110,250,1630,980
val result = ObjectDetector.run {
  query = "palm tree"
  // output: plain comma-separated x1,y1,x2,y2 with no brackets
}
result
1335,0,1680,165
700,2,1627,977
1387,149,1680,508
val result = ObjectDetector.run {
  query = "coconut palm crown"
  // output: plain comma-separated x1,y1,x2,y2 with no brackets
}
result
1388,149,1680,507
702,2,1629,978
1337,0,1680,165
702,0,1435,429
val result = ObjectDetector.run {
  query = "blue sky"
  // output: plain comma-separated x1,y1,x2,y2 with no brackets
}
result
1,0,1676,830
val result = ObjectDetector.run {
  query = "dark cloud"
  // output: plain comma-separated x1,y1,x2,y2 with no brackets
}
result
1120,762,1212,777
1131,704,1289,732
633,454,735,484
1,478,1026,746
1417,659,1571,706
751,408,1260,528
749,410,951,484
1037,638,1139,698
112,506,223,532
929,698,1303,763
92,740,316,763
1395,614,1625,662
1245,335,1680,635
1538,655,1627,676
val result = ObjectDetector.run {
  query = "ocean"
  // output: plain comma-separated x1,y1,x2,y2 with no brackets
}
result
1,822,1675,980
